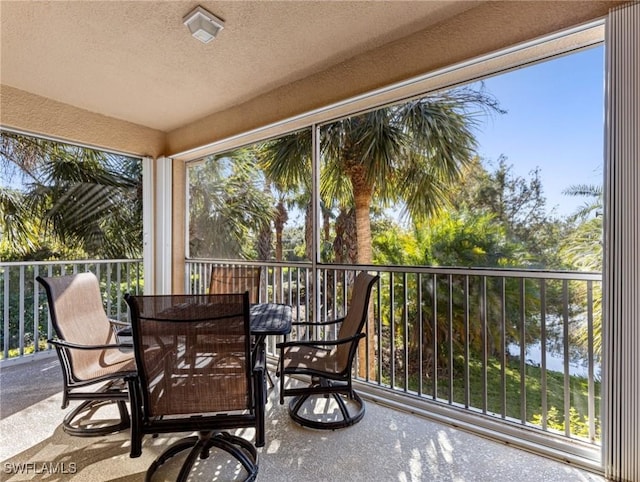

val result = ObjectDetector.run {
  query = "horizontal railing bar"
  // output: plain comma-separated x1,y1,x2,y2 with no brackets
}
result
356,382,603,472
187,259,602,281
333,263,601,281
1,259,141,267
188,259,311,269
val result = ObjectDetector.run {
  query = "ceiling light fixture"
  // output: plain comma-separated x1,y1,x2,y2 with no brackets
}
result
183,5,225,44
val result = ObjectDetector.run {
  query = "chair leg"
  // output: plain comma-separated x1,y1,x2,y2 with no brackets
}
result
331,392,361,425
146,435,199,482
147,432,258,482
175,435,210,482
278,358,285,405
205,432,258,481
62,378,130,437
287,380,366,430
62,398,130,437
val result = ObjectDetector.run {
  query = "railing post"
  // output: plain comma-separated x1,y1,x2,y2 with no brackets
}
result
3,268,9,359
540,279,548,431
519,277,526,424
33,266,40,353
18,266,25,357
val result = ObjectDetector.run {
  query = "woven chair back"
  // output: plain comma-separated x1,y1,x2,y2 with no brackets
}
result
127,293,252,418
38,272,116,380
335,272,378,371
209,266,261,304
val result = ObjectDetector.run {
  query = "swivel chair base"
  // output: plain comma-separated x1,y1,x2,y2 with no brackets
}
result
146,431,258,482
63,381,130,437
288,388,365,430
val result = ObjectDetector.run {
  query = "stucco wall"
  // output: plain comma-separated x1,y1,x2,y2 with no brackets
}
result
165,1,620,157
0,85,165,158
1,1,622,158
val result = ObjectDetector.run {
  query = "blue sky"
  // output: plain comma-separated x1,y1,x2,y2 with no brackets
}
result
468,45,604,218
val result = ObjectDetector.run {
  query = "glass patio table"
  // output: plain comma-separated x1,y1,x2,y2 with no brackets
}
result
119,301,292,346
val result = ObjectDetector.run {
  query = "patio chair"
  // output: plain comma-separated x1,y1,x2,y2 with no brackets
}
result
276,271,379,429
124,292,265,482
208,265,275,384
209,265,261,304
36,272,135,437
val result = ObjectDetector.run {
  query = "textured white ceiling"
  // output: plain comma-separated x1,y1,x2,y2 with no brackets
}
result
0,1,479,132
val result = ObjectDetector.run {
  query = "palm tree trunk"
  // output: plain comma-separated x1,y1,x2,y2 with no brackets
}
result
275,200,287,260
305,201,313,261
334,208,357,264
351,173,376,379
274,200,288,302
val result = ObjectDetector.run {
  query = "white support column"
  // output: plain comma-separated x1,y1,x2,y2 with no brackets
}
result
142,156,155,294
154,156,173,295
312,124,321,324
602,3,639,481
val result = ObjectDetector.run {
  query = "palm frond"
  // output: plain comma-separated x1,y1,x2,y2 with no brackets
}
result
259,130,311,191
563,183,603,222
1,130,142,259
562,184,602,198
0,188,40,254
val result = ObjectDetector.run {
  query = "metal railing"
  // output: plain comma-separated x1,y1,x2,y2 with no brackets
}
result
0,258,601,466
186,259,602,463
0,259,143,364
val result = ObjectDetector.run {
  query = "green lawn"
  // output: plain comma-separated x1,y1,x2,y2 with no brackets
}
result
384,355,600,442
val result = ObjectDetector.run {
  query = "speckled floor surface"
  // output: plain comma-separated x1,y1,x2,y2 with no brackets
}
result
1,357,605,481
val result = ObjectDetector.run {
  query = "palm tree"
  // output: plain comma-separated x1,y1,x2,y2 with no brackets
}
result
563,184,603,223
0,131,142,259
259,129,313,262
560,184,603,356
188,148,275,259
320,88,502,266
261,87,503,375
373,211,537,387
561,184,603,273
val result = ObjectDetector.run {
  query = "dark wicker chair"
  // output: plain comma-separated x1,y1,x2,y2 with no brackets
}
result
277,271,379,429
124,292,266,482
37,272,136,437
209,266,261,304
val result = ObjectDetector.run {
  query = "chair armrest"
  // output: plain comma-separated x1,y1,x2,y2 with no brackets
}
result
291,317,345,327
109,319,131,328
253,344,266,374
48,338,132,351
109,320,132,345
276,332,365,350
252,343,267,448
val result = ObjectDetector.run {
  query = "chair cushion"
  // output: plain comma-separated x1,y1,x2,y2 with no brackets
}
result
282,345,341,374
72,347,135,382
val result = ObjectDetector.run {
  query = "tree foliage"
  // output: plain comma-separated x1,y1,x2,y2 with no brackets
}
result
0,131,142,260
320,87,504,265
449,155,565,268
560,184,602,272
258,129,313,261
188,149,275,259
559,184,603,357
373,211,541,379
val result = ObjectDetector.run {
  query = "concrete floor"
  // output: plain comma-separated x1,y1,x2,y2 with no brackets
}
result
0,356,606,481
